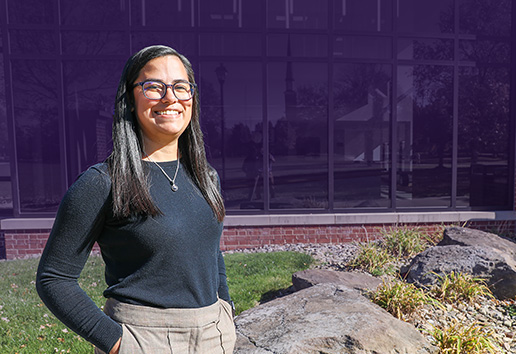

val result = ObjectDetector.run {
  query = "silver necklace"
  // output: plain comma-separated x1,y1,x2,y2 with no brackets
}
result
145,153,180,192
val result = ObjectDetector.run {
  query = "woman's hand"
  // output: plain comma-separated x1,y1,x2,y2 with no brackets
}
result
109,338,121,354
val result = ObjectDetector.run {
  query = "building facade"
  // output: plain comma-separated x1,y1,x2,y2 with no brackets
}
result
0,0,515,258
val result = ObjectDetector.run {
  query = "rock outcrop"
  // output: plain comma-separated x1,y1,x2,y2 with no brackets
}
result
292,268,383,294
402,227,516,299
234,283,437,354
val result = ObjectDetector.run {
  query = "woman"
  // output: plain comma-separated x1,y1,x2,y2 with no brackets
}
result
36,45,236,354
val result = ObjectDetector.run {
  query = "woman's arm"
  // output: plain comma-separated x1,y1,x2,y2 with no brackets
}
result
36,166,122,353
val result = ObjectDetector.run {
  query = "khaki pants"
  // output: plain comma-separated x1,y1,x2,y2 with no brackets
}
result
95,298,236,354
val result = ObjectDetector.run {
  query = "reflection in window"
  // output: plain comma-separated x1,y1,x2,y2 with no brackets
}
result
397,65,453,208
334,0,392,32
334,36,391,59
398,0,454,34
268,34,328,58
459,40,510,64
398,38,454,61
200,33,261,56
0,41,13,214
131,33,196,58
62,32,128,55
333,64,391,209
459,0,511,36
7,0,56,24
199,62,263,210
199,0,262,28
63,60,122,180
60,0,127,26
9,30,57,55
268,62,328,209
12,61,62,212
458,66,510,208
267,0,328,29
131,0,193,27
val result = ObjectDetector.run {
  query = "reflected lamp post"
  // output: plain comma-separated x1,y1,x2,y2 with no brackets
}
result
215,63,227,189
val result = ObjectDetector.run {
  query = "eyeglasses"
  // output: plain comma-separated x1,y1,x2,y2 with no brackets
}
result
133,80,196,101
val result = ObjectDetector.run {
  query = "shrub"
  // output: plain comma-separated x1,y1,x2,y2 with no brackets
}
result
372,279,435,320
430,272,493,304
381,227,430,259
428,320,498,354
347,242,395,276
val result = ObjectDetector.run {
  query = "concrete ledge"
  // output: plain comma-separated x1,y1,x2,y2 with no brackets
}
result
2,211,516,230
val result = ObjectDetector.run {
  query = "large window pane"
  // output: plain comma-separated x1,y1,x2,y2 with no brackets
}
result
397,65,453,208
7,0,56,24
267,0,328,29
63,60,122,180
268,62,328,209
9,30,57,55
458,66,510,208
333,0,392,32
60,0,127,26
62,31,128,55
0,36,13,215
199,0,263,28
200,33,261,57
132,33,196,59
398,38,454,61
459,0,511,36
131,0,193,28
398,0,454,34
268,34,328,58
199,62,263,210
334,64,391,209
334,36,391,59
12,61,62,212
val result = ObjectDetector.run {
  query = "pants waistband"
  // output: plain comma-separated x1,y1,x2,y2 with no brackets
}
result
103,298,222,328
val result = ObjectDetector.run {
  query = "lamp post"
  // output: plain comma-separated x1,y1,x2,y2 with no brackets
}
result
215,63,227,189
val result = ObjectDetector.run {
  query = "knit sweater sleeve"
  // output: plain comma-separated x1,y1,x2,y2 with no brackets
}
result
36,166,122,353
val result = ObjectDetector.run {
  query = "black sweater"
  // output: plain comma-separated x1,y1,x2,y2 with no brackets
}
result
36,160,230,353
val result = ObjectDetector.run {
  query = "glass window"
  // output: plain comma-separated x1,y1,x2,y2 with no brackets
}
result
459,0,511,36
458,66,511,208
62,60,123,180
396,65,453,208
131,0,194,28
267,0,328,29
333,0,393,32
199,0,263,28
199,62,263,210
60,0,127,26
7,0,56,24
12,60,63,213
9,30,57,55
61,31,128,55
200,33,261,57
398,0,454,34
268,62,328,210
459,40,510,64
131,33,196,59
398,38,454,61
268,34,328,58
333,64,391,209
0,36,13,215
334,36,391,59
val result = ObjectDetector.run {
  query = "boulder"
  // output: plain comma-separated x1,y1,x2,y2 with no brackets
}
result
234,283,437,354
402,227,516,299
292,269,383,294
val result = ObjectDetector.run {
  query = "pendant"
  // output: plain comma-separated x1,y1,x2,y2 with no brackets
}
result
170,182,179,192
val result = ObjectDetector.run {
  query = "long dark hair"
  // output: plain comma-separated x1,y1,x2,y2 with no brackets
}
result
107,45,225,222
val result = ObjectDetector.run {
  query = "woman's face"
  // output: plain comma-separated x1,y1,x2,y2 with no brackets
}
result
133,55,193,147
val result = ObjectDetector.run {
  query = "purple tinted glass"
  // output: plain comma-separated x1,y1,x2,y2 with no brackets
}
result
199,0,263,28
334,64,391,209
334,36,391,59
0,37,13,215
334,0,393,32
200,33,261,56
12,60,62,213
199,62,264,210
60,1,128,26
9,30,57,55
267,0,328,29
398,0,454,34
459,0,511,36
268,34,328,58
7,0,56,24
398,38,454,61
458,66,510,207
131,33,196,58
131,0,193,28
268,62,328,210
396,65,453,208
61,31,129,56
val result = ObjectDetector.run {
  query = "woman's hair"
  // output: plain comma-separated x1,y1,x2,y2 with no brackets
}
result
107,45,225,222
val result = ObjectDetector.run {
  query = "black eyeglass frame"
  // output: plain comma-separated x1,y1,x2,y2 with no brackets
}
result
133,80,197,101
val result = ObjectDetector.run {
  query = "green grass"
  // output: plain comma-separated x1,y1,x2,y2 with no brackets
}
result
0,251,313,353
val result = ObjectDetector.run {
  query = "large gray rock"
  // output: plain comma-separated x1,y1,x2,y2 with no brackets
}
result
234,283,437,354
292,269,383,294
402,227,516,299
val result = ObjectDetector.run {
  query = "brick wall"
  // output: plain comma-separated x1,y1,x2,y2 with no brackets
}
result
1,220,514,260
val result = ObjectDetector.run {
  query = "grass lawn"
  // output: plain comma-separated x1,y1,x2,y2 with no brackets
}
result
0,251,313,353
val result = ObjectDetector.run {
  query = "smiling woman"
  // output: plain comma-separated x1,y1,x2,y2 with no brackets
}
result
35,45,235,354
